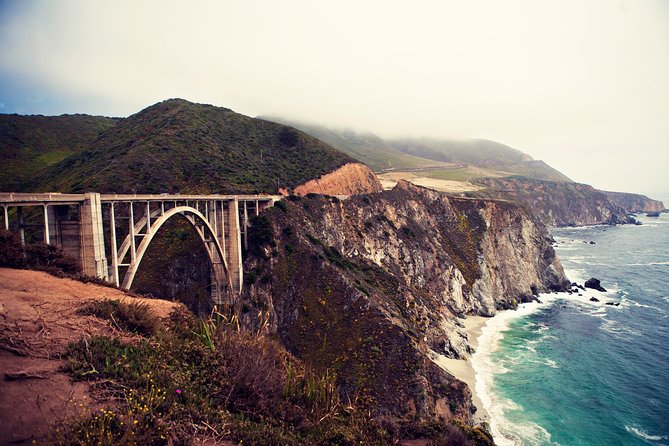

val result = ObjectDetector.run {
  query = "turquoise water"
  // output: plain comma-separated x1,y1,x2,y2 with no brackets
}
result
472,213,669,446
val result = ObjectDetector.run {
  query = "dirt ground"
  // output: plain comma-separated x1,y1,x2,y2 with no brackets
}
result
0,268,180,445
378,174,484,193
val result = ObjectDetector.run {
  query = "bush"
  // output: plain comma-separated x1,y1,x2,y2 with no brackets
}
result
0,229,25,268
78,299,162,336
57,308,397,445
0,228,81,274
57,308,490,445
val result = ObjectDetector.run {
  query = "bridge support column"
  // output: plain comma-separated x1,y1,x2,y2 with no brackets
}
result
46,205,60,247
79,193,108,280
17,207,25,245
226,198,243,294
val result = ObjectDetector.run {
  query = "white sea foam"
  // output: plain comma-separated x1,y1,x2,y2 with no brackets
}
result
471,295,564,446
469,281,642,444
600,318,642,337
621,297,664,313
625,425,669,441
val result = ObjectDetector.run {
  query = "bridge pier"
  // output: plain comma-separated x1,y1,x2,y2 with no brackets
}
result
79,193,108,279
226,198,243,295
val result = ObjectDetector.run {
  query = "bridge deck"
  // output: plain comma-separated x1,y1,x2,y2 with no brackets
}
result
0,192,282,205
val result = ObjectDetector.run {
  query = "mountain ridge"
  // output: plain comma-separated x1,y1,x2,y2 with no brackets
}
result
0,113,118,190
260,117,572,183
21,99,379,195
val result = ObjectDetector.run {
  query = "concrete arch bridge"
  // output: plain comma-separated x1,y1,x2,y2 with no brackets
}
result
0,193,280,304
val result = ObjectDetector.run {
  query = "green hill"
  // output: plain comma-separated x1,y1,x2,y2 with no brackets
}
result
29,99,357,194
388,138,572,182
260,117,450,172
0,113,118,191
261,118,572,183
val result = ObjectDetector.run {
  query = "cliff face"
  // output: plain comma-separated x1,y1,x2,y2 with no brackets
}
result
241,181,568,425
289,162,383,196
601,190,665,213
474,177,636,227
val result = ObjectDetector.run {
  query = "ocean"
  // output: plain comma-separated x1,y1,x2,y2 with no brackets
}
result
471,212,669,446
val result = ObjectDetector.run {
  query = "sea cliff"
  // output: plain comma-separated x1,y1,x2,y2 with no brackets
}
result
473,177,636,226
241,181,569,426
600,190,665,213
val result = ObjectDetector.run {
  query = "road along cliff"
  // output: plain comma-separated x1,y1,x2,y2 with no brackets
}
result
241,180,570,426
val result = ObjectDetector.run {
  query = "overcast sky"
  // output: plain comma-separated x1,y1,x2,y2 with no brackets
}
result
1,0,668,197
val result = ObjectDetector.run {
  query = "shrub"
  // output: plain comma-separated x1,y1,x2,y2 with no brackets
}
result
0,228,82,275
57,308,489,445
79,299,161,336
278,127,300,147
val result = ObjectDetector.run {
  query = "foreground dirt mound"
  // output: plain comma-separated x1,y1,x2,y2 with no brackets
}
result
0,268,179,445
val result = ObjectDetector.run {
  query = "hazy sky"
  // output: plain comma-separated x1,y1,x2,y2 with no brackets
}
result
1,0,668,197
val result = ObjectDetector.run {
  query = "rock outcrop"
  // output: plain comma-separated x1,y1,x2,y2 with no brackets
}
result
600,190,665,213
473,176,636,226
241,181,569,426
585,278,607,292
290,162,383,196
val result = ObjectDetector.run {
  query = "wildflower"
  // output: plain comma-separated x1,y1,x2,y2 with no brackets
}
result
175,389,182,394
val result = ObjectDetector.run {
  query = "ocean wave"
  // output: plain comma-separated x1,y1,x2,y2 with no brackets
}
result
601,319,642,337
625,425,669,441
471,298,563,446
525,357,560,369
621,297,665,313
626,261,669,266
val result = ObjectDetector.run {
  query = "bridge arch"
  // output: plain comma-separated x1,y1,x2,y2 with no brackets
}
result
121,206,230,297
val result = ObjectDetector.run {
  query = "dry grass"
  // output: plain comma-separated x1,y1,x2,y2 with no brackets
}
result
78,299,161,336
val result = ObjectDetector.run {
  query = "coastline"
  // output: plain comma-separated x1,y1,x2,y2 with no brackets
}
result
432,315,490,424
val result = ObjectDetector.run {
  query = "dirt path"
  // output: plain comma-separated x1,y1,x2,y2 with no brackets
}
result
0,268,180,445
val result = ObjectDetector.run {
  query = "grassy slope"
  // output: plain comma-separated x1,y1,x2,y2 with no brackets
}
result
388,138,573,182
30,99,356,194
260,118,572,182
0,113,118,190
260,117,451,172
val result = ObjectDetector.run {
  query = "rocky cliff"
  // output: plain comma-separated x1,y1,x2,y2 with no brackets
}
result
289,162,383,196
473,176,636,227
241,181,569,426
601,190,665,213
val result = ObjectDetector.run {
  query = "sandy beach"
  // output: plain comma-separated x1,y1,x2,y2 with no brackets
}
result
432,315,490,423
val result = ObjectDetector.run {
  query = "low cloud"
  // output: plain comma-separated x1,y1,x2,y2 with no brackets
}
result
0,0,668,194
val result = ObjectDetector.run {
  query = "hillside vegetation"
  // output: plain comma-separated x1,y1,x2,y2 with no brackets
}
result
261,117,449,172
0,113,118,191
25,99,357,194
262,118,572,183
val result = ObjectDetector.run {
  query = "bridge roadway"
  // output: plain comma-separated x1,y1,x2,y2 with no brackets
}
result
0,192,282,303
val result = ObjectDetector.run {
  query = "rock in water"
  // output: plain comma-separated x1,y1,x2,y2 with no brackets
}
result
646,212,661,217
585,278,607,292
590,296,600,302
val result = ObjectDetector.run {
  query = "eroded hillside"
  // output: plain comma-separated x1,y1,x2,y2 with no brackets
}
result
241,181,569,424
473,176,637,226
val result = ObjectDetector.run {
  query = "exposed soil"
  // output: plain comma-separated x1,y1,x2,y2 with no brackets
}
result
0,268,180,445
